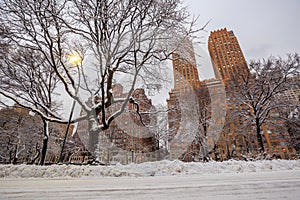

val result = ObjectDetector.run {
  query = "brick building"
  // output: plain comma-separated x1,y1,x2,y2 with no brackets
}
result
208,28,249,82
207,28,297,160
167,41,210,160
77,85,160,164
0,106,83,164
166,29,297,162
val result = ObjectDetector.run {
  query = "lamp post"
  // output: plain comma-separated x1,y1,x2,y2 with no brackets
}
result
58,53,82,164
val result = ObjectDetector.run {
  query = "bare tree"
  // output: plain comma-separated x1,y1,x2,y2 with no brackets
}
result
143,104,170,160
283,78,300,156
286,111,300,155
0,0,201,158
0,107,43,164
0,46,62,164
231,53,300,153
152,105,169,150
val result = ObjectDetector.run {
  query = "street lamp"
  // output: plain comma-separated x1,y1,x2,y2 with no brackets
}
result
67,53,82,66
58,53,82,164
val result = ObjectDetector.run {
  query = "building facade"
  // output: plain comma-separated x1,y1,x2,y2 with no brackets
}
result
167,29,297,162
208,28,249,82
0,106,82,164
77,85,161,164
207,28,297,160
167,41,210,160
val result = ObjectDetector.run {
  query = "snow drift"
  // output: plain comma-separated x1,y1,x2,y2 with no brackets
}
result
1,159,300,179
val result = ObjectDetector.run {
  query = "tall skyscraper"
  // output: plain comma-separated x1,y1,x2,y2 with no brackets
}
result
172,40,201,91
207,28,297,160
208,28,249,82
172,53,201,90
167,41,207,160
166,31,297,161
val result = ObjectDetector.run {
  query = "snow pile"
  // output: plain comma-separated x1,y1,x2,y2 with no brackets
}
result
0,159,299,179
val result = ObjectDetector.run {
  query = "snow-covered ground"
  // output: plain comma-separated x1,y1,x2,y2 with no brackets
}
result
1,160,300,200
0,159,299,178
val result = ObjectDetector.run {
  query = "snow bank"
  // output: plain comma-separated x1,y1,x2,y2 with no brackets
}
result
0,159,299,179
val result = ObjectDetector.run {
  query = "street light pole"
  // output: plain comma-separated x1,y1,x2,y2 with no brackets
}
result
57,92,78,164
58,54,82,164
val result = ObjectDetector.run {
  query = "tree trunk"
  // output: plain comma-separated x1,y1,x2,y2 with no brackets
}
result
30,143,41,165
256,118,265,153
12,145,18,164
199,138,209,162
88,129,99,159
39,120,49,165
213,144,220,161
88,116,100,159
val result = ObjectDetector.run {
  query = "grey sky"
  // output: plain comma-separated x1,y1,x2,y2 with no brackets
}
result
184,0,300,79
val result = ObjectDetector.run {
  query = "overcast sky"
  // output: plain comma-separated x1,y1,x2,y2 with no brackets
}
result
183,0,300,79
